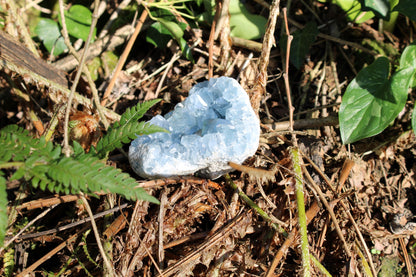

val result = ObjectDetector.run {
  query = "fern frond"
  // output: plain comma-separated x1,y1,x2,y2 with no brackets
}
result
95,121,167,157
0,124,159,206
0,125,59,162
47,154,159,203
112,99,161,129
0,175,7,247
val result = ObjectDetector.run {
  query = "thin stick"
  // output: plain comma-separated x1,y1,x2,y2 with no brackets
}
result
155,52,181,98
1,204,59,252
16,227,87,277
158,192,168,267
399,237,413,277
303,166,352,257
17,203,128,240
282,8,294,134
159,210,248,277
225,174,288,235
80,194,116,276
208,0,221,79
282,7,311,276
334,160,378,276
342,205,377,277
60,0,101,156
250,0,280,114
290,147,311,276
6,0,40,57
101,2,150,106
265,202,320,276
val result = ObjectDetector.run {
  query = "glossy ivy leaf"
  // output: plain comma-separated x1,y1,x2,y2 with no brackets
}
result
201,0,266,39
178,37,194,63
339,57,412,144
399,42,416,88
35,18,67,56
87,51,118,81
318,0,374,23
146,21,173,49
229,0,267,40
393,0,416,22
59,5,96,42
157,17,184,43
280,21,318,69
362,0,390,19
153,18,194,62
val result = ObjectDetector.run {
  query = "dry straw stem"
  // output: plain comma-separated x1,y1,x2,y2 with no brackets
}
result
16,226,89,277
1,204,58,252
228,161,276,183
399,237,413,277
57,4,109,130
231,36,262,52
265,201,320,276
207,0,221,79
16,194,80,210
101,0,151,106
265,115,339,131
158,192,168,265
59,0,102,157
54,25,134,72
16,203,129,240
158,210,249,277
250,0,280,115
302,165,352,257
80,193,117,277
281,6,312,276
4,0,40,58
137,176,221,189
0,31,120,121
225,174,288,235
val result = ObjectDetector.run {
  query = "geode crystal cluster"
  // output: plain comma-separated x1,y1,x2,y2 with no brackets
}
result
129,77,260,179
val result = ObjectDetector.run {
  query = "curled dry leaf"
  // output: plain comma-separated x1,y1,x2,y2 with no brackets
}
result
69,111,101,151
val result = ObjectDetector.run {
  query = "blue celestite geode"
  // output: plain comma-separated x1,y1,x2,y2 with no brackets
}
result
128,77,260,179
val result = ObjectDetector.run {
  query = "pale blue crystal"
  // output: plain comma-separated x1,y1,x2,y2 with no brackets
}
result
128,77,260,179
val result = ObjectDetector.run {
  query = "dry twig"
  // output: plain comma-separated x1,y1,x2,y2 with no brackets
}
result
101,1,151,106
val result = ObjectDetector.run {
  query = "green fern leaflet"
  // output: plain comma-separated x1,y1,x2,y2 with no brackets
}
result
0,175,7,247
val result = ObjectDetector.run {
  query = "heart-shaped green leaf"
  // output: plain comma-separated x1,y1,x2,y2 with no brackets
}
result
399,42,416,88
318,0,375,23
146,21,172,49
393,0,416,21
59,4,96,42
229,0,267,40
35,18,67,56
152,18,193,62
281,21,318,69
362,0,390,19
339,57,412,144
156,17,184,43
